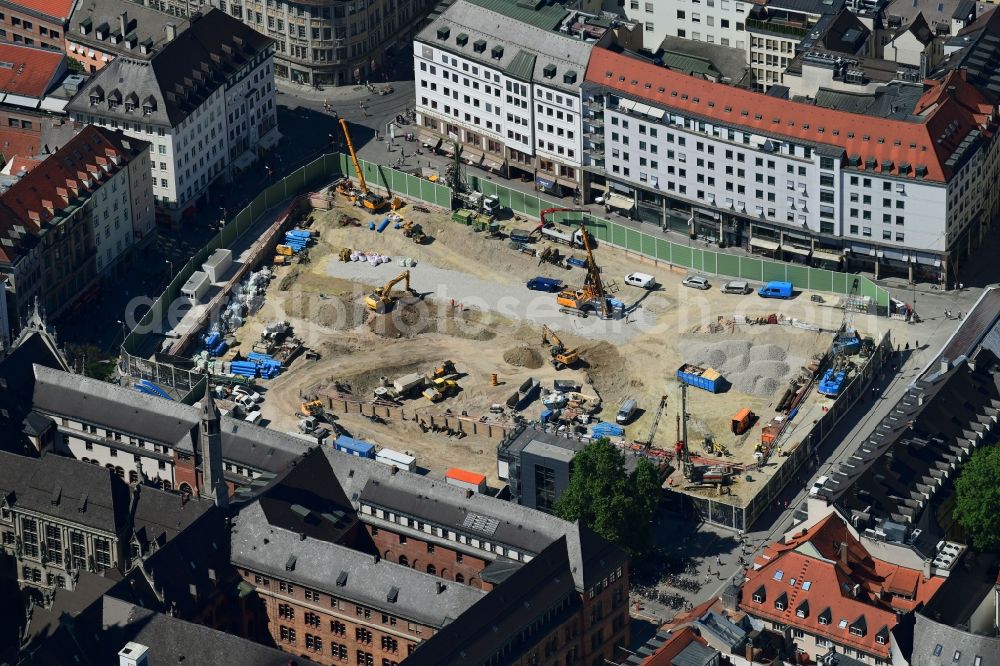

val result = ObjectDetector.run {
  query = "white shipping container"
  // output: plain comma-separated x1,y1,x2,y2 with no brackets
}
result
375,448,416,472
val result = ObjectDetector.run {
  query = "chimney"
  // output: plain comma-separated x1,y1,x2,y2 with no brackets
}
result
436,581,446,594
166,23,176,40
391,466,399,475
840,541,849,567
118,11,128,36
940,357,951,375
923,558,932,579
118,641,149,666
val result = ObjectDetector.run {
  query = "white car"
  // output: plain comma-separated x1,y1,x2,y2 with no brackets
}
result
809,475,830,496
233,385,262,403
682,275,711,290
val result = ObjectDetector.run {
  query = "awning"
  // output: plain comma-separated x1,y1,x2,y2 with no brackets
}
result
461,149,484,165
849,242,876,256
784,245,811,257
646,107,665,120
258,128,281,150
882,247,909,262
606,193,634,211
39,97,68,113
749,237,780,251
233,149,256,171
536,176,556,190
4,94,38,109
633,102,653,116
812,249,843,263
441,145,455,157
617,99,637,112
915,254,941,267
482,157,503,171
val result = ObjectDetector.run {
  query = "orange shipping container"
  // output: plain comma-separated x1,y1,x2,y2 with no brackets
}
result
731,408,754,435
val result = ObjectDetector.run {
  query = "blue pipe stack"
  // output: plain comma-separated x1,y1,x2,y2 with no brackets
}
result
284,229,312,253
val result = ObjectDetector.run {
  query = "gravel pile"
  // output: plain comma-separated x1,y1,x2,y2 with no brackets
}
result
678,340,792,397
503,346,544,369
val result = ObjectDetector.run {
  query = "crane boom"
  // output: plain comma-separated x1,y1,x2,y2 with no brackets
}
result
340,118,367,195
642,395,668,449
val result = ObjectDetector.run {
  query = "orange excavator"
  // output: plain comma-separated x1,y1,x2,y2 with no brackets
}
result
555,223,611,318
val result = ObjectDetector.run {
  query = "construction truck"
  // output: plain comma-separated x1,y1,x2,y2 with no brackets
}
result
428,359,457,380
340,118,386,212
456,191,501,218
402,221,427,244
555,223,612,319
540,325,580,370
365,270,416,313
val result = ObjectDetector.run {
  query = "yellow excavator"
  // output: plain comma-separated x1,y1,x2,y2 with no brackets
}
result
541,325,580,370
339,118,386,212
365,270,416,313
555,224,610,318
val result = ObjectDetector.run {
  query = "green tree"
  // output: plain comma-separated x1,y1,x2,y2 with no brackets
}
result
555,439,661,556
953,444,1000,552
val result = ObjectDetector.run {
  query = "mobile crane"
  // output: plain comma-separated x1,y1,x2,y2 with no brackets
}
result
555,223,611,318
339,118,386,212
365,270,416,313
540,325,580,370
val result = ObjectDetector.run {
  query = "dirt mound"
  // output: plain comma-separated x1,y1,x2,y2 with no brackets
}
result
283,293,368,330
503,346,544,369
369,297,430,338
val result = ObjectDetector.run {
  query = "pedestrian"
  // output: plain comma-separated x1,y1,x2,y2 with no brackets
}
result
716,555,722,566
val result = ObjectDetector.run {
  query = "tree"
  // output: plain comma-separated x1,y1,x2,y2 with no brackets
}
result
555,439,661,556
953,444,1000,552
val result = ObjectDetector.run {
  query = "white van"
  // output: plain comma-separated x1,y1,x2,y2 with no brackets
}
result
722,280,751,295
244,410,263,425
809,475,830,496
624,272,657,289
616,398,638,424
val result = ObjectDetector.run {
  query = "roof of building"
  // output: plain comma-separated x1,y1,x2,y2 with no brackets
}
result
907,610,1000,666
417,0,594,93
621,627,713,666
820,9,872,53
463,0,569,31
658,35,752,86
766,0,846,14
403,535,580,665
232,500,486,627
885,0,966,30
67,8,273,127
68,0,193,59
890,11,935,45
0,450,133,534
24,595,324,665
936,6,1000,102
0,43,65,98
826,351,1000,532
584,47,996,182
927,286,1000,375
324,445,626,591
31,364,314,472
4,0,76,21
740,513,946,658
811,81,926,117
0,126,147,266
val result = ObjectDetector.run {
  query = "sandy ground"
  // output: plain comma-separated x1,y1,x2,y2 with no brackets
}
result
236,194,902,484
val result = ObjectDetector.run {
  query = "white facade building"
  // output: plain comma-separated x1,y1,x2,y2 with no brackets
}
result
413,1,605,195
624,0,752,50
583,48,1000,283
66,9,277,221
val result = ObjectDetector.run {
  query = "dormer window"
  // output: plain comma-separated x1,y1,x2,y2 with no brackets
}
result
107,89,122,110
89,86,104,105
142,95,157,116
124,93,138,113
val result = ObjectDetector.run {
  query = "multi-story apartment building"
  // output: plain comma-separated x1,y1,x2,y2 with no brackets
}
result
0,0,74,51
414,1,605,196
65,9,277,221
232,443,631,666
745,0,847,90
624,0,752,50
212,0,436,86
581,47,999,284
66,1,191,73
28,364,314,495
0,450,214,598
0,126,152,325
130,0,209,19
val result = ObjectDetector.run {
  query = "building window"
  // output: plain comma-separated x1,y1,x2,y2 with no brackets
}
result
304,612,321,627
356,628,373,644
279,625,296,644
534,464,557,512
21,517,39,558
305,633,323,652
356,651,374,666
381,636,399,653
331,620,346,635
278,604,294,619
94,538,111,572
44,524,63,565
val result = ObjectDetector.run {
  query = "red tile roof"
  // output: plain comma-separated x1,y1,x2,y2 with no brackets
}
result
4,155,44,175
0,125,148,265
6,0,75,21
0,43,65,98
585,48,996,183
0,128,42,163
641,627,709,666
740,514,946,659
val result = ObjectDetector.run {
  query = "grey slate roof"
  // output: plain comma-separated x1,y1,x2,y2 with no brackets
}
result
67,8,273,127
31,364,313,472
0,328,69,452
907,611,1000,666
0,450,132,534
674,641,721,666
417,0,594,93
323,445,627,590
68,0,192,60
231,501,486,628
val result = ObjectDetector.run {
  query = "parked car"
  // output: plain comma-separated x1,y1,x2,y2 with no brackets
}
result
624,272,657,289
682,275,711,290
721,280,751,295
758,281,794,299
244,410,263,425
526,276,565,292
233,385,262,403
809,475,830,496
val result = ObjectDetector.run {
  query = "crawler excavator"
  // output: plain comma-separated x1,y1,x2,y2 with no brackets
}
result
540,325,580,370
340,118,386,212
365,270,417,313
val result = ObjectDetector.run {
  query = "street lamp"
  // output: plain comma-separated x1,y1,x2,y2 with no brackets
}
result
219,207,227,230
165,259,173,279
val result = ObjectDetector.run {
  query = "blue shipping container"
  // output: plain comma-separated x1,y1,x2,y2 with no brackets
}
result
676,365,722,393
334,435,376,458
